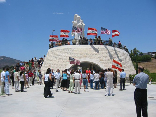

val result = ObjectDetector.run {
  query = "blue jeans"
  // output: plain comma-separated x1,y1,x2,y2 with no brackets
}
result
94,81,99,90
83,79,87,86
90,79,93,89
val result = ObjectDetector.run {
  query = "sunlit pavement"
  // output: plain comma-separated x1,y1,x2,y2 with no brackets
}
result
0,83,156,117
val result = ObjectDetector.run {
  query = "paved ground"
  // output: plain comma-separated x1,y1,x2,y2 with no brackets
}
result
0,83,156,117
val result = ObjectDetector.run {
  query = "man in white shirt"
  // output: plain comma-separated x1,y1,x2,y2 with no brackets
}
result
94,71,100,90
1,67,6,95
105,68,114,96
54,69,61,92
73,70,81,94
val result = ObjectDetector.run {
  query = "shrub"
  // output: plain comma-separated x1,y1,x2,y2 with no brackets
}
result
149,73,156,82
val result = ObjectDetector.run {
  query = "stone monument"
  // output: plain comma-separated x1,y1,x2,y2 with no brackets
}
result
72,14,85,45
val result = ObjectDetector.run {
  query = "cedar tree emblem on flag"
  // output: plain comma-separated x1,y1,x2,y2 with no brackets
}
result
87,28,97,36
101,27,110,35
60,30,70,37
112,59,122,72
112,30,120,38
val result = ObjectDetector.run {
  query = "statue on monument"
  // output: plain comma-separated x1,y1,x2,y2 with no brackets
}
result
72,14,85,45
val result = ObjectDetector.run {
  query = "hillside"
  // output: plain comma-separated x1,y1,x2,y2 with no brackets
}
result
0,56,22,69
138,58,156,73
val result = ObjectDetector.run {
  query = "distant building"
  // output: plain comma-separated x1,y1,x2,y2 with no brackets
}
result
148,52,156,57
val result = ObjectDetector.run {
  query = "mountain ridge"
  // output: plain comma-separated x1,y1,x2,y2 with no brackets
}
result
0,56,22,69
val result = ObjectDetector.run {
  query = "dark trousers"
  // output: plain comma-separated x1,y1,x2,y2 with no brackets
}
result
134,89,148,117
100,78,104,89
12,78,14,86
20,81,24,92
32,77,35,85
44,81,52,97
120,78,125,90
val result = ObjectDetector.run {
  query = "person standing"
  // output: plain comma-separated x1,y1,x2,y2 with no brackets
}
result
100,71,104,89
120,69,126,90
14,68,20,92
104,69,107,89
133,66,149,117
82,70,88,92
32,70,36,86
90,71,94,89
43,68,52,98
28,70,34,86
86,68,91,89
55,69,61,92
20,71,25,92
61,70,68,91
73,70,81,94
105,68,114,96
50,69,55,89
5,67,11,96
113,70,117,88
38,72,42,85
94,71,100,90
24,71,29,88
10,70,14,89
68,70,75,93
1,67,6,95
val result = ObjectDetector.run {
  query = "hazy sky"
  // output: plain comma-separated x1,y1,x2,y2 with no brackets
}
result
0,0,156,61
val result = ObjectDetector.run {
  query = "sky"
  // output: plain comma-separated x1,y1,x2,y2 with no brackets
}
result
0,0,156,61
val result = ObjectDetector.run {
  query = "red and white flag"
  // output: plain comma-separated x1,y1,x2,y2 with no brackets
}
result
112,30,120,38
87,28,97,36
60,30,70,37
49,35,59,42
112,59,122,72
49,35,59,39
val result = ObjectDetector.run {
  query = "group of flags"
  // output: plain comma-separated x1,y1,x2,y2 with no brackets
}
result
49,27,120,41
87,27,120,38
69,56,122,72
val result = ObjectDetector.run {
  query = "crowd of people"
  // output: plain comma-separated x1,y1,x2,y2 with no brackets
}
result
0,63,149,117
42,67,122,98
49,36,129,53
0,56,46,95
1,63,123,97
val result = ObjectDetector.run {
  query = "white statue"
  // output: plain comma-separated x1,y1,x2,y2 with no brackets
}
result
72,14,85,44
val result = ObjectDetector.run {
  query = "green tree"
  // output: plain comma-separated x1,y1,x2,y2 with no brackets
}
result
129,48,140,74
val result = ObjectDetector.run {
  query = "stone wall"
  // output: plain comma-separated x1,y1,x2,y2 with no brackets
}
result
41,45,135,78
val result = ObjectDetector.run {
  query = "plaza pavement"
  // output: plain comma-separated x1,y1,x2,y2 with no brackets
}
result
0,83,156,117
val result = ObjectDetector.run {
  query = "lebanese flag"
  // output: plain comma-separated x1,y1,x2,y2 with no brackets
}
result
49,35,59,39
87,28,97,36
112,30,120,38
60,30,70,37
112,59,122,72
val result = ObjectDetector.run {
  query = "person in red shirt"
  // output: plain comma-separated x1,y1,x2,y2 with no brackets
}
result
20,65,25,71
28,70,34,86
86,68,91,89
